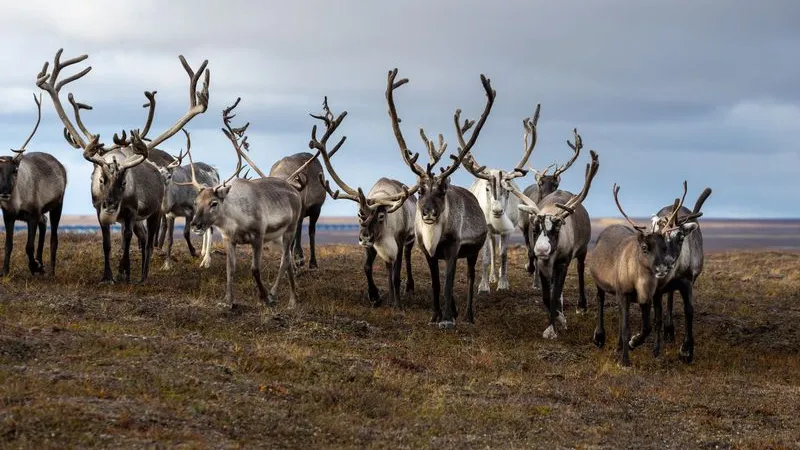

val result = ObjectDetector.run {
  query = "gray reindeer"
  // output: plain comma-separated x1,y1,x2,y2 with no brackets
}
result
385,68,495,328
36,48,211,284
518,132,582,290
460,104,540,293
158,130,220,270
188,98,337,308
0,93,67,277
505,147,600,339
314,121,417,308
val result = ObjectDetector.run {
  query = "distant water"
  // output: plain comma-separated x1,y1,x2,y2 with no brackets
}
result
2,219,798,252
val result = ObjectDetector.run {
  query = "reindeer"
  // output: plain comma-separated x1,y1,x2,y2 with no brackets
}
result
269,153,327,270
188,98,341,308
589,184,674,367
460,104,540,293
36,48,210,283
0,93,67,277
385,68,495,328
314,123,417,308
638,186,712,363
158,130,220,270
519,133,582,289
505,146,599,339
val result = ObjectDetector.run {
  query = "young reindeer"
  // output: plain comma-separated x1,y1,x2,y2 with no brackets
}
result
519,132,583,289
0,93,67,277
646,186,712,363
159,130,220,270
505,147,600,339
386,68,495,328
460,104,540,293
315,126,417,308
36,48,211,283
188,98,342,308
589,184,673,367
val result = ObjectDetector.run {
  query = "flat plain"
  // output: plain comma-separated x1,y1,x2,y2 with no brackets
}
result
0,227,799,449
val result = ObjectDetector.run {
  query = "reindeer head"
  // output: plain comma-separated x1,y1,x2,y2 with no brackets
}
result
532,128,584,202
36,48,210,225
385,68,496,226
651,184,711,264
506,133,599,262
0,93,41,202
611,183,672,279
462,104,541,223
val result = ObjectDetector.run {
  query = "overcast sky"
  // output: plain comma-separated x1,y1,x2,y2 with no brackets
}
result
1,0,798,218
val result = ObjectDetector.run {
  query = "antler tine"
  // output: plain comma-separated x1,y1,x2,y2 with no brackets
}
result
553,128,582,178
36,49,94,150
612,183,646,231
555,150,600,218
11,93,43,160
505,103,542,181
82,135,112,178
502,178,541,214
173,129,205,190
386,68,426,178
663,180,689,229
145,55,210,150
454,115,492,181
140,91,157,138
317,173,359,202
440,74,496,181
301,96,362,200
219,98,267,179
370,184,416,214
690,187,712,218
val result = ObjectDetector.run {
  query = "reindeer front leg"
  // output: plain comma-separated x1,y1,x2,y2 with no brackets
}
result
250,233,269,304
497,232,510,290
222,237,236,308
478,238,491,293
2,212,15,276
25,216,44,274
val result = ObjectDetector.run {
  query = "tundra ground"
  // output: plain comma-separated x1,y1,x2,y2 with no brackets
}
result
0,233,798,449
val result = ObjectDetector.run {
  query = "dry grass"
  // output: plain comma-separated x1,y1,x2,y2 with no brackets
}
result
0,233,798,449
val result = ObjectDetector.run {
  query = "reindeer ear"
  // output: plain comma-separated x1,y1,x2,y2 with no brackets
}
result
215,184,232,199
680,222,698,234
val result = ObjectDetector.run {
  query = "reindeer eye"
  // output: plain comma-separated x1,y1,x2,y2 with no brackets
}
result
210,201,218,208
641,244,649,253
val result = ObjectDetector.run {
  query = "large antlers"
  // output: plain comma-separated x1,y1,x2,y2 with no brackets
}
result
174,129,206,191
554,149,600,218
287,96,348,187
385,68,497,181
613,183,647,232
552,128,583,179
11,93,43,162
36,49,211,174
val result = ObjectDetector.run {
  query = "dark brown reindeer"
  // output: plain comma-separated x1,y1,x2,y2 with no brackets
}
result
315,123,417,307
188,98,340,308
505,146,599,339
386,68,495,328
589,184,673,367
519,131,582,289
36,48,210,283
460,104,540,293
637,185,712,363
0,93,67,277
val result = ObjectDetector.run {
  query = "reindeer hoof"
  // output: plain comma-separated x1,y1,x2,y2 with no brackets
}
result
629,334,644,350
477,280,490,294
497,278,510,291
161,262,172,271
199,257,211,269
679,342,694,364
99,278,115,285
557,312,567,330
542,325,558,340
265,293,277,307
308,260,318,270
593,328,606,348
437,319,455,329
663,324,676,343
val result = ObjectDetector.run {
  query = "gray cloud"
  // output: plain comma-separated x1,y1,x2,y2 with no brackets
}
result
0,0,798,219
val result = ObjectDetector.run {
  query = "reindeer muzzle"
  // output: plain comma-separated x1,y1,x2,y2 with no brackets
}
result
0,193,11,201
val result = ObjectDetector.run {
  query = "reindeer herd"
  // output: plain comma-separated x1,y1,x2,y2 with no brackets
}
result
0,49,714,367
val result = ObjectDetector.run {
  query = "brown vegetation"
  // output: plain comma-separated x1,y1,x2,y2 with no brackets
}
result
1,233,798,449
